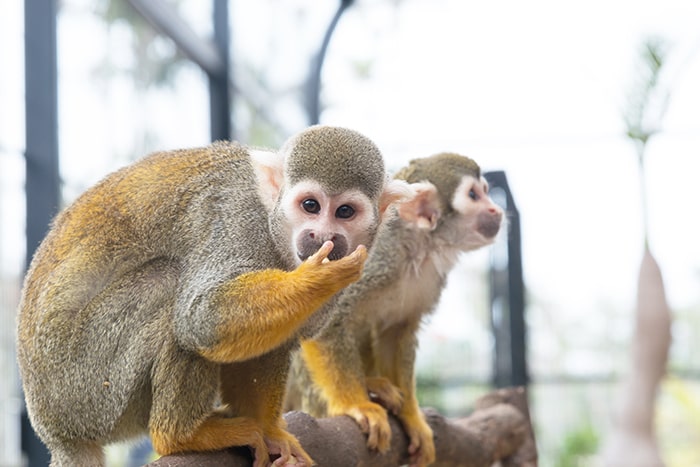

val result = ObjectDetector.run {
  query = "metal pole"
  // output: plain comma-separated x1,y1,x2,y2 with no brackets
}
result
305,0,354,125
209,0,231,141
485,171,528,388
22,0,60,463
25,0,61,258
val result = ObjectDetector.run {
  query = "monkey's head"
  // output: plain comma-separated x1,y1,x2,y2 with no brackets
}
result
393,152,504,251
254,126,412,266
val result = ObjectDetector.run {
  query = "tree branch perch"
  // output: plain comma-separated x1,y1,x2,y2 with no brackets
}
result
146,387,537,467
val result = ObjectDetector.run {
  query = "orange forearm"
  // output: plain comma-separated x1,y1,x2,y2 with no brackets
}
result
200,267,337,362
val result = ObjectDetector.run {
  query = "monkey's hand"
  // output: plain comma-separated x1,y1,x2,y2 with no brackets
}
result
366,376,404,415
200,241,367,363
296,241,368,294
264,422,313,467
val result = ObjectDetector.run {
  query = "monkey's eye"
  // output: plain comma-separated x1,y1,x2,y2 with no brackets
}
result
302,199,321,214
335,205,355,219
469,189,479,201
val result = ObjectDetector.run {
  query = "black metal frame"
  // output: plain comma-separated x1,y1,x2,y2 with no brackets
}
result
22,1,60,464
305,0,355,125
485,171,528,388
125,0,232,141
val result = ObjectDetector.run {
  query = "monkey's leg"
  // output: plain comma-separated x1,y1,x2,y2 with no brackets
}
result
374,324,436,467
300,338,393,452
285,350,330,417
148,342,269,467
198,242,367,363
221,344,313,467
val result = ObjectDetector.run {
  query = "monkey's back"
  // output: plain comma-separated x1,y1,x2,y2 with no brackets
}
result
16,141,278,446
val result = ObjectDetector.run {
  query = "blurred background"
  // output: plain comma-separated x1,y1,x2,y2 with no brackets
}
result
1,0,700,465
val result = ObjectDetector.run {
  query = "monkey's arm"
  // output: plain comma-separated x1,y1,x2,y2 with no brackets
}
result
195,242,367,363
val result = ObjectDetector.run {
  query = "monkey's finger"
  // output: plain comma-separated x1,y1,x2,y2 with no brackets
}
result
408,449,430,467
376,422,393,453
346,403,391,452
272,455,307,467
366,424,380,451
366,421,392,453
347,409,370,434
341,244,368,267
351,244,368,259
252,447,273,467
407,428,435,467
408,438,419,455
307,240,334,265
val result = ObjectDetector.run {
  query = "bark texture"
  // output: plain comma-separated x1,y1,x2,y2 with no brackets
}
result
146,386,536,467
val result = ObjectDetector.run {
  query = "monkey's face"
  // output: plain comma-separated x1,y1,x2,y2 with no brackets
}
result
280,180,378,265
449,175,504,251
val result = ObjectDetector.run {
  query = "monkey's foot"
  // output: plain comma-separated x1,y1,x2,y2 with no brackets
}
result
336,401,392,453
366,376,404,415
264,425,313,467
403,412,436,467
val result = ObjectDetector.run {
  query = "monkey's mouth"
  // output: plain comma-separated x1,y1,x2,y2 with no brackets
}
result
478,220,501,238
477,211,503,238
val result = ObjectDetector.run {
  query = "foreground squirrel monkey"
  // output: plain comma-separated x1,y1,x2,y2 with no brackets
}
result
285,152,504,467
16,125,412,467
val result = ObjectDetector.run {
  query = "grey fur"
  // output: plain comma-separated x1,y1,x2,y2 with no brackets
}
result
281,125,386,199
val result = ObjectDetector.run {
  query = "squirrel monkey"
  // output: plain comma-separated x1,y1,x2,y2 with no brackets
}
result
285,152,504,467
16,125,412,467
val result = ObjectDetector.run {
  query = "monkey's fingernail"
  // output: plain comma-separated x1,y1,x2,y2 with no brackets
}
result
322,258,330,264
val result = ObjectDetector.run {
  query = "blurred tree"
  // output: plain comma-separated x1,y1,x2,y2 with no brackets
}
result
601,37,673,467
623,37,672,248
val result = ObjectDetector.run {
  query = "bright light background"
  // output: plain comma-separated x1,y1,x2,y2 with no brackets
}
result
2,0,700,464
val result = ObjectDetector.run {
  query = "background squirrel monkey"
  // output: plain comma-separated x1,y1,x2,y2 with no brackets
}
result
16,125,411,467
285,152,504,467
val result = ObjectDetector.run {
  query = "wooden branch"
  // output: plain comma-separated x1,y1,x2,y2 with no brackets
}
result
146,387,536,467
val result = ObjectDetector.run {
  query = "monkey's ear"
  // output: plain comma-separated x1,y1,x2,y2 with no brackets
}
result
250,149,285,211
378,179,415,217
396,182,441,230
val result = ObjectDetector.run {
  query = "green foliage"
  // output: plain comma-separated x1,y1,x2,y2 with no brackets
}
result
416,375,447,413
622,36,672,247
623,36,671,160
554,422,600,467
